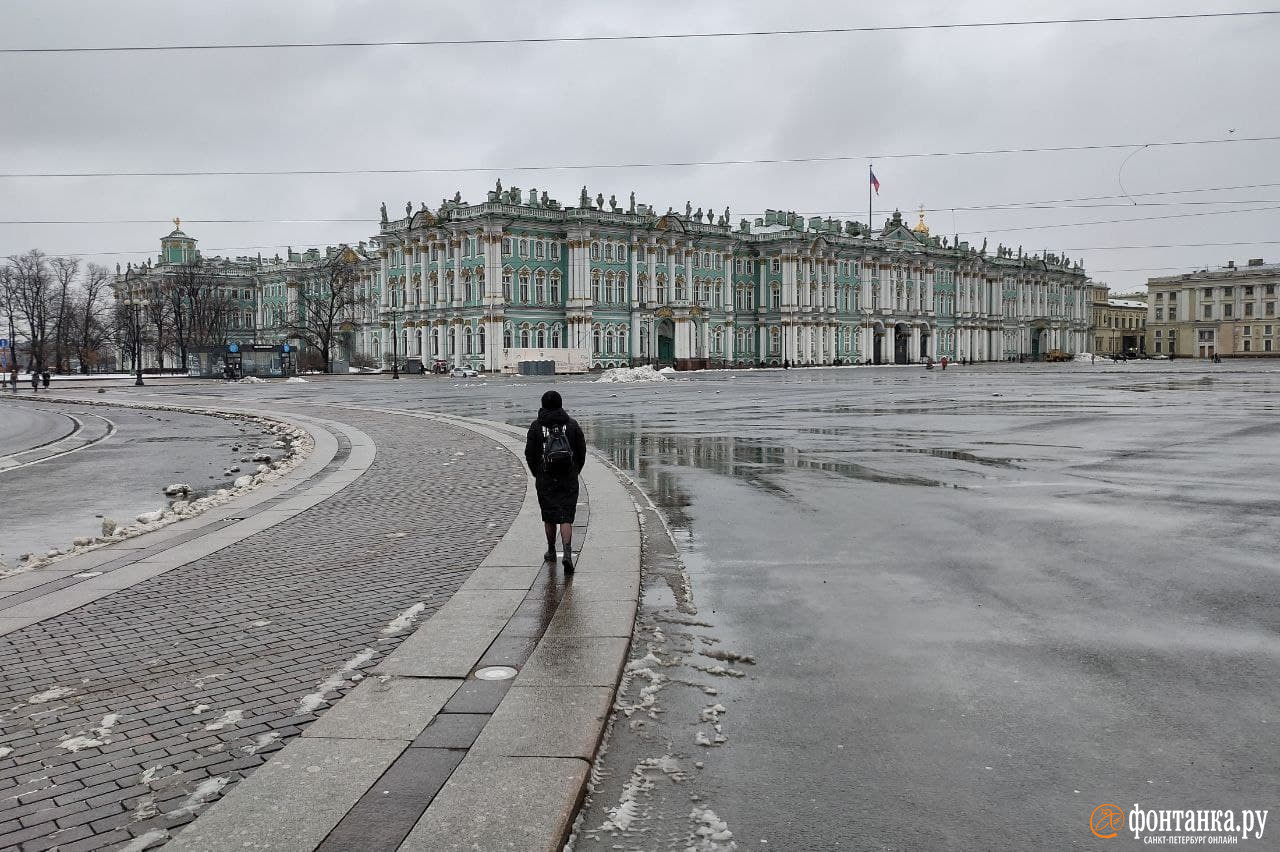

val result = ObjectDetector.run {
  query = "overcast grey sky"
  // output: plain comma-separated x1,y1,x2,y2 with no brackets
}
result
2,0,1277,291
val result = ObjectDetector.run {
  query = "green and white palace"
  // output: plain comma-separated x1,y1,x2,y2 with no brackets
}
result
116,182,1093,372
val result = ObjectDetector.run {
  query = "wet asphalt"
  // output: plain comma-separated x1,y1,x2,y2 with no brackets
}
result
16,362,1280,849
0,401,282,565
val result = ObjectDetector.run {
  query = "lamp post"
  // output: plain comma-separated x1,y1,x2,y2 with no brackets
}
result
390,298,400,379
123,298,144,386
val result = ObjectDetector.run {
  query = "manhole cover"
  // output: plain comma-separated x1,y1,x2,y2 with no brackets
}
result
473,666,517,681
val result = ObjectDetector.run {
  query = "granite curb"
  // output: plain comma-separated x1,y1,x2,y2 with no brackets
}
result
167,411,642,852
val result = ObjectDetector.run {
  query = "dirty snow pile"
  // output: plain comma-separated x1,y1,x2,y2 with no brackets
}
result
284,377,309,383
1075,352,1119,363
237,375,268,383
595,365,669,384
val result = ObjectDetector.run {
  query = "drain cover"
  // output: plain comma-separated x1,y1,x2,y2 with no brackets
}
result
473,666,517,681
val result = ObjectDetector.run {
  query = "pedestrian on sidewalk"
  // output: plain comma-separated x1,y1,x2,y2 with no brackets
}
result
29,370,39,391
524,389,587,573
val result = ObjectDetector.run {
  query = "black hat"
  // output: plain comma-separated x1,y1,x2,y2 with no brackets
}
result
541,390,562,410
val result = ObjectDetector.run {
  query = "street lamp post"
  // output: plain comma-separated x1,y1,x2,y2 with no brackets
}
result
390,299,400,379
123,298,144,386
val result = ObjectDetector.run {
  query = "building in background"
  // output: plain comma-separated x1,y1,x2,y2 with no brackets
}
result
1089,285,1147,356
1146,259,1279,358
116,187,1094,373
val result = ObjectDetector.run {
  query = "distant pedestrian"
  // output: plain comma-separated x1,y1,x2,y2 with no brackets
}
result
524,390,587,573
29,371,39,391
40,370,50,389
940,356,948,370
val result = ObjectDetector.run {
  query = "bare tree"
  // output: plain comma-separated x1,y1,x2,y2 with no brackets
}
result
1,265,18,377
8,250,55,372
279,247,369,373
49,256,79,373
74,263,115,373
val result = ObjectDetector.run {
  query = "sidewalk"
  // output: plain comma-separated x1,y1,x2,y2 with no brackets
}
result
0,399,640,852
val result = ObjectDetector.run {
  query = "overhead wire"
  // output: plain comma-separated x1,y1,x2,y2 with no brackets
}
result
3,10,1276,54
2,135,1279,179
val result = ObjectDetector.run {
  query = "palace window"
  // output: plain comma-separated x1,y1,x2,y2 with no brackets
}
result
504,324,513,349
1204,305,1212,319
463,327,472,355
551,241,561,260
519,238,528,258
535,270,546,303
771,258,780,274
501,269,512,301
502,237,512,256
477,325,485,354
536,325,547,348
1224,304,1234,318
770,284,781,310
656,276,667,304
592,271,602,303
535,240,545,260
591,243,601,261
519,270,530,303
658,246,668,263
675,278,686,302
617,244,626,262
551,273,562,303
551,325,562,347
605,243,613,262
520,326,531,348
1267,302,1276,316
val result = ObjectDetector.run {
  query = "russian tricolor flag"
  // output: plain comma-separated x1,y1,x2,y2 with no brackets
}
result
870,169,880,194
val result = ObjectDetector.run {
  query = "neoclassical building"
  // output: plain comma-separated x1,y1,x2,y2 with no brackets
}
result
365,184,1091,371
1146,258,1279,358
117,186,1093,372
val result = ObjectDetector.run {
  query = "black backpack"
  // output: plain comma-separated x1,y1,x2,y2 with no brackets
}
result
542,424,573,472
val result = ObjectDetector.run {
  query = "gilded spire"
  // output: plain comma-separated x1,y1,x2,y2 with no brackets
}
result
912,204,930,236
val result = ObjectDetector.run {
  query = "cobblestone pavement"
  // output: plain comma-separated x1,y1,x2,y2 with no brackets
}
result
0,407,524,851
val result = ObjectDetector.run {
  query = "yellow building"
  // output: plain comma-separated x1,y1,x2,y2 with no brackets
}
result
1146,259,1279,358
1089,284,1147,356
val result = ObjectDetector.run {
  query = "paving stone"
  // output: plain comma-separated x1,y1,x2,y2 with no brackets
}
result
0,409,524,850
468,686,613,761
409,714,490,749
515,637,630,688
301,677,461,742
439,679,511,715
398,754,587,852
163,738,405,852
316,748,465,852
543,598,637,639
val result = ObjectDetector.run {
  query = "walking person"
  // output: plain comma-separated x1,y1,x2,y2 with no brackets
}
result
524,390,587,573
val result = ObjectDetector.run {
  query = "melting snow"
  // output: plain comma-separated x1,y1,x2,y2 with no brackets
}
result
688,806,738,850
59,734,104,752
241,731,280,754
296,648,376,714
28,686,74,704
203,708,244,731
594,365,669,384
172,776,229,815
119,829,169,851
0,746,12,758
382,602,427,634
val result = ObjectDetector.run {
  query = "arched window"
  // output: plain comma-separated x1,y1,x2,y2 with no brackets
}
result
619,271,628,303
536,324,547,348
591,271,602,303
503,323,513,349
770,284,781,310
535,270,546,304
604,272,615,304
550,272,562,304
518,238,528,258
477,325,486,354
592,324,602,355
534,240,545,260
605,243,613,262
769,327,780,354
551,324,562,348
658,245,668,263
519,270,530,303
675,276,686,302
519,325,530,348
591,242,601,261
656,274,667,304
501,268,512,301
605,327,615,355
446,271,455,302
463,326,472,355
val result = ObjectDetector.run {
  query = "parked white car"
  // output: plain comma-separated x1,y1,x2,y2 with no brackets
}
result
450,366,479,378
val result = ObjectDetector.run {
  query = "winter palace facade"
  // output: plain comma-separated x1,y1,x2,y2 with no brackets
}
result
118,182,1094,372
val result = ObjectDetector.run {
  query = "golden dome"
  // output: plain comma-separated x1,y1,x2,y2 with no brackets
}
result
913,204,930,236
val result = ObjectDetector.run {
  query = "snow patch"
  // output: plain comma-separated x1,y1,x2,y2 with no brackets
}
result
284,377,309,383
296,648,376,714
594,365,669,384
191,703,210,715
241,731,280,755
381,602,427,635
688,806,738,849
172,775,229,815
95,713,121,737
132,795,159,821
0,746,12,759
59,734,104,752
29,686,75,704
119,829,169,851
203,708,244,731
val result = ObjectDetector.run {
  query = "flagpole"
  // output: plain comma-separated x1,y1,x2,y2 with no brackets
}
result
868,163,873,236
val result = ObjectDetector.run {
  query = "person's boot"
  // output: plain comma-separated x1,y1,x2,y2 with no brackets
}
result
561,544,574,574
544,542,556,563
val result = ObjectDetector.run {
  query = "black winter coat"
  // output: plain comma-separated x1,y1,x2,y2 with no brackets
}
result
524,407,588,524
